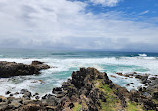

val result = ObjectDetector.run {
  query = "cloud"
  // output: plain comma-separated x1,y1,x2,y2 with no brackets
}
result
90,0,121,7
0,0,158,51
139,10,149,15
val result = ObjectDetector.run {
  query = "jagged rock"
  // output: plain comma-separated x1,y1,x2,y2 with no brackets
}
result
129,89,157,110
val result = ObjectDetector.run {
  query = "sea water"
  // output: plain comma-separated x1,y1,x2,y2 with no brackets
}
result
0,48,158,97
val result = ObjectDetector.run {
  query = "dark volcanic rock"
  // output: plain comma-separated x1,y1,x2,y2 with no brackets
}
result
5,91,11,95
0,61,50,78
31,61,50,70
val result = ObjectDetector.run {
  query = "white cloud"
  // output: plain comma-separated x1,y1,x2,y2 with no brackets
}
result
139,10,149,15
90,0,120,7
0,0,158,51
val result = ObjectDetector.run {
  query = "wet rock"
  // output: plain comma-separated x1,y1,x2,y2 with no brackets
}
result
35,96,40,100
33,92,39,96
5,91,11,95
135,75,149,82
9,94,13,97
110,75,116,78
52,87,62,94
149,77,157,80
20,89,29,94
21,89,32,99
126,84,130,86
14,92,19,95
116,72,123,76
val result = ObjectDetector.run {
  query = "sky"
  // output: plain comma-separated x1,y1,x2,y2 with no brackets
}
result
0,0,158,52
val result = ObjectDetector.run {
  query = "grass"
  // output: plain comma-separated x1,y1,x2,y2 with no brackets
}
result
72,103,82,111
94,80,120,111
126,101,144,111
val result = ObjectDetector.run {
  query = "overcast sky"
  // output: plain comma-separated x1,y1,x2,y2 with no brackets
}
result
0,0,158,52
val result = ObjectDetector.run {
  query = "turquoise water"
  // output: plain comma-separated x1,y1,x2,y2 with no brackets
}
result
0,48,158,97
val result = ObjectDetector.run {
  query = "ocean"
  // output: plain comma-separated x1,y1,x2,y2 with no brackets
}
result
0,48,158,97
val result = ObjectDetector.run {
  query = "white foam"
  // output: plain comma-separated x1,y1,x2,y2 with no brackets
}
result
138,53,147,57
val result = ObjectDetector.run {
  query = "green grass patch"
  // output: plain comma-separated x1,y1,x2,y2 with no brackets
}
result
73,103,82,111
127,102,144,111
99,99,115,111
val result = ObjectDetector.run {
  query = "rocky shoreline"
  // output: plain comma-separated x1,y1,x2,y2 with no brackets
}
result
0,61,50,78
0,67,157,111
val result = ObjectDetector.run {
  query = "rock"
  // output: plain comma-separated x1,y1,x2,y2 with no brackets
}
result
110,75,116,78
142,79,151,84
41,94,59,106
0,96,7,102
10,98,22,108
31,61,44,65
135,75,149,82
35,96,40,100
5,91,11,95
129,88,157,110
20,89,29,94
68,103,74,109
33,93,39,96
0,98,2,102
31,61,50,70
0,61,50,78
52,87,62,94
39,80,45,84
149,77,157,80
14,92,19,95
126,84,130,86
116,72,123,76
21,89,32,99
152,91,158,100
9,94,13,97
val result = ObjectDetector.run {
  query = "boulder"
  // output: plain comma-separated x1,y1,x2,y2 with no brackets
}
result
0,61,50,78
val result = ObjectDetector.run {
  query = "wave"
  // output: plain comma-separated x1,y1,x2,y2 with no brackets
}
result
138,53,147,57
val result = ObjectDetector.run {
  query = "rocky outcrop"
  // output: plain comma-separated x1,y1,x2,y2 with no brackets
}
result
0,61,50,78
0,68,157,111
